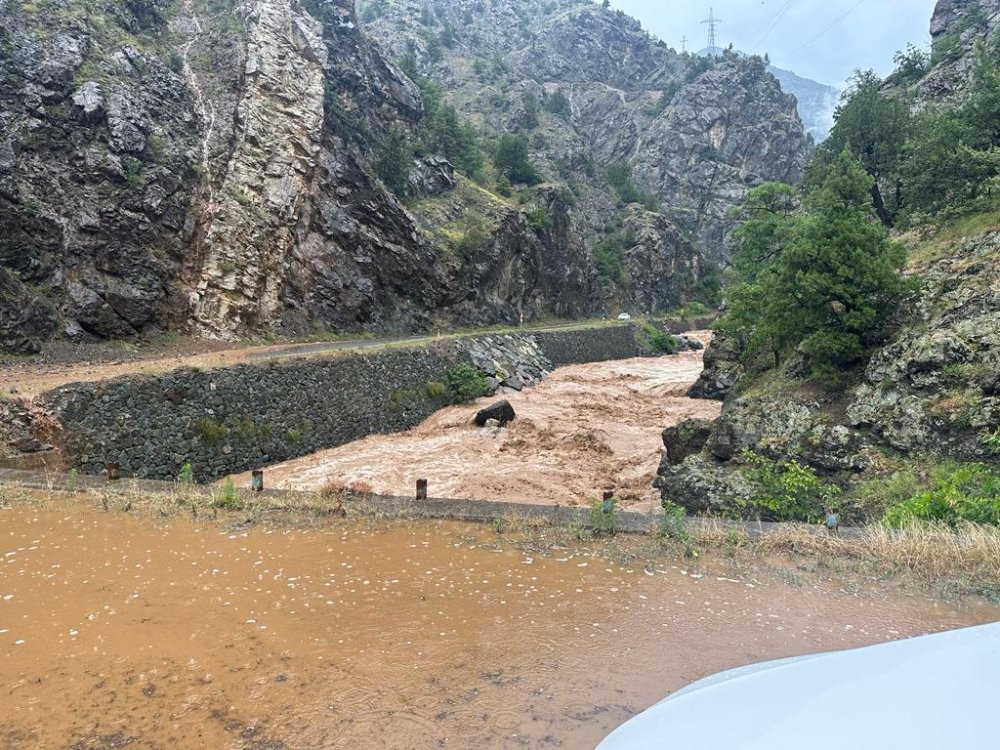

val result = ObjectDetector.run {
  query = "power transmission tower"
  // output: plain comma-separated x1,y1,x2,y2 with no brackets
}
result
681,35,689,53
702,7,721,50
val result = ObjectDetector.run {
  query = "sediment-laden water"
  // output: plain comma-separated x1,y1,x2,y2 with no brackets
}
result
247,339,720,510
2,501,996,749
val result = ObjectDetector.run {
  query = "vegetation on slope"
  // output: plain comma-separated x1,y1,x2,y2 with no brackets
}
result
809,49,1000,228
693,27,1000,535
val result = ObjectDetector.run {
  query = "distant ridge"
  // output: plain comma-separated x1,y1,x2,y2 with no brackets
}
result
699,47,838,141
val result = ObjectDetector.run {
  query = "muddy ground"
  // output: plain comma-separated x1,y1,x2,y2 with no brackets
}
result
2,499,996,750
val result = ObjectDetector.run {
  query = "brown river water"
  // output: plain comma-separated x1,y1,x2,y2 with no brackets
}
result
2,501,998,749
245,340,721,511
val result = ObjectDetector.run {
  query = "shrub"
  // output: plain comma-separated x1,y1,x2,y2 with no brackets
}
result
215,476,241,509
446,363,489,401
641,325,677,353
592,229,634,284
981,428,1000,456
455,215,490,258
589,496,617,536
659,497,687,536
178,462,194,484
544,88,571,119
883,463,1000,527
739,450,838,522
196,418,229,446
605,162,657,210
425,380,448,398
523,206,550,233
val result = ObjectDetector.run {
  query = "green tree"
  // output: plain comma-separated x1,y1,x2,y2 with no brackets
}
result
720,151,912,380
522,90,540,130
898,49,1000,218
494,134,539,184
809,70,911,226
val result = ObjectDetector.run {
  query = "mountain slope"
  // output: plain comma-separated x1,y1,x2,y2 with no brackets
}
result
366,0,811,261
656,0,1000,520
0,0,810,353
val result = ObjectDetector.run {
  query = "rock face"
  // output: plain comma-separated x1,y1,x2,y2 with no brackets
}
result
687,331,745,400
632,59,806,255
366,1,810,266
0,0,809,353
658,231,1000,516
918,0,1000,101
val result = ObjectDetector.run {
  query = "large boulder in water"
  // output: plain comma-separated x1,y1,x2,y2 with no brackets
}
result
474,400,516,427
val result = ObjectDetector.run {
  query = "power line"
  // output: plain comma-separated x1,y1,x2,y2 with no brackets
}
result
791,0,866,53
752,0,798,52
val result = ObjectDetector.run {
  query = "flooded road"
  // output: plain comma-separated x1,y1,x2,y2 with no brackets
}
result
249,341,720,510
2,501,997,749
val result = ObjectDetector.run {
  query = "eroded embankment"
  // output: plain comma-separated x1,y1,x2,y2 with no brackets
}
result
248,346,719,510
1,499,996,750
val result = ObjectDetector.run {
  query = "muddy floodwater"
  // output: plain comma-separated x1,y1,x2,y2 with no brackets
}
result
249,339,720,510
2,502,998,749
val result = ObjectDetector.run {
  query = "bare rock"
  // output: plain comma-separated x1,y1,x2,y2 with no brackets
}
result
474,400,516,427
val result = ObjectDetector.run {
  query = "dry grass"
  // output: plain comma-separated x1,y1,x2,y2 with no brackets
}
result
689,519,1000,600
904,209,1000,270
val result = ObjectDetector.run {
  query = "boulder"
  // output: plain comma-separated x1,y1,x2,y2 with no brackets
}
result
688,330,745,400
8,436,53,453
474,400,516,427
680,334,704,351
500,377,524,392
661,417,714,467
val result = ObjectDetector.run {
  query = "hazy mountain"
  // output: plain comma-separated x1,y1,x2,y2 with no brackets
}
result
699,47,838,141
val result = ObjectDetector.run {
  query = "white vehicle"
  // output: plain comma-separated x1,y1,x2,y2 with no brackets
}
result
596,622,1000,750
617,312,631,321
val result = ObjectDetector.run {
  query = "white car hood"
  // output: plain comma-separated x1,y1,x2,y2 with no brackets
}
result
596,622,1000,750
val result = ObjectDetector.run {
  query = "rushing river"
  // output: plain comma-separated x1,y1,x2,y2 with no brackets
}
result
244,337,721,511
2,501,997,749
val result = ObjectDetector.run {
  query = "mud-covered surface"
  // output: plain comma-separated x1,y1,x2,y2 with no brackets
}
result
247,342,719,510
2,501,997,749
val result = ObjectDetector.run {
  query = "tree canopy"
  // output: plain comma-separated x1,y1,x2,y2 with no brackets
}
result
720,151,913,381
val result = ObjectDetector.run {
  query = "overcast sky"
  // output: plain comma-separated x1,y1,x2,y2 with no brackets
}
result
611,0,938,87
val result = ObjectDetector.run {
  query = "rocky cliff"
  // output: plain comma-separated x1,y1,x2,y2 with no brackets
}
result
918,0,1000,101
364,0,810,263
0,0,809,353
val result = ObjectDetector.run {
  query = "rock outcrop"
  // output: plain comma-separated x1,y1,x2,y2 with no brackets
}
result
918,0,1000,101
658,231,1000,516
0,0,810,353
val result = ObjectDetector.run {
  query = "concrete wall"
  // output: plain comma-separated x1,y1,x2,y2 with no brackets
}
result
38,323,674,481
